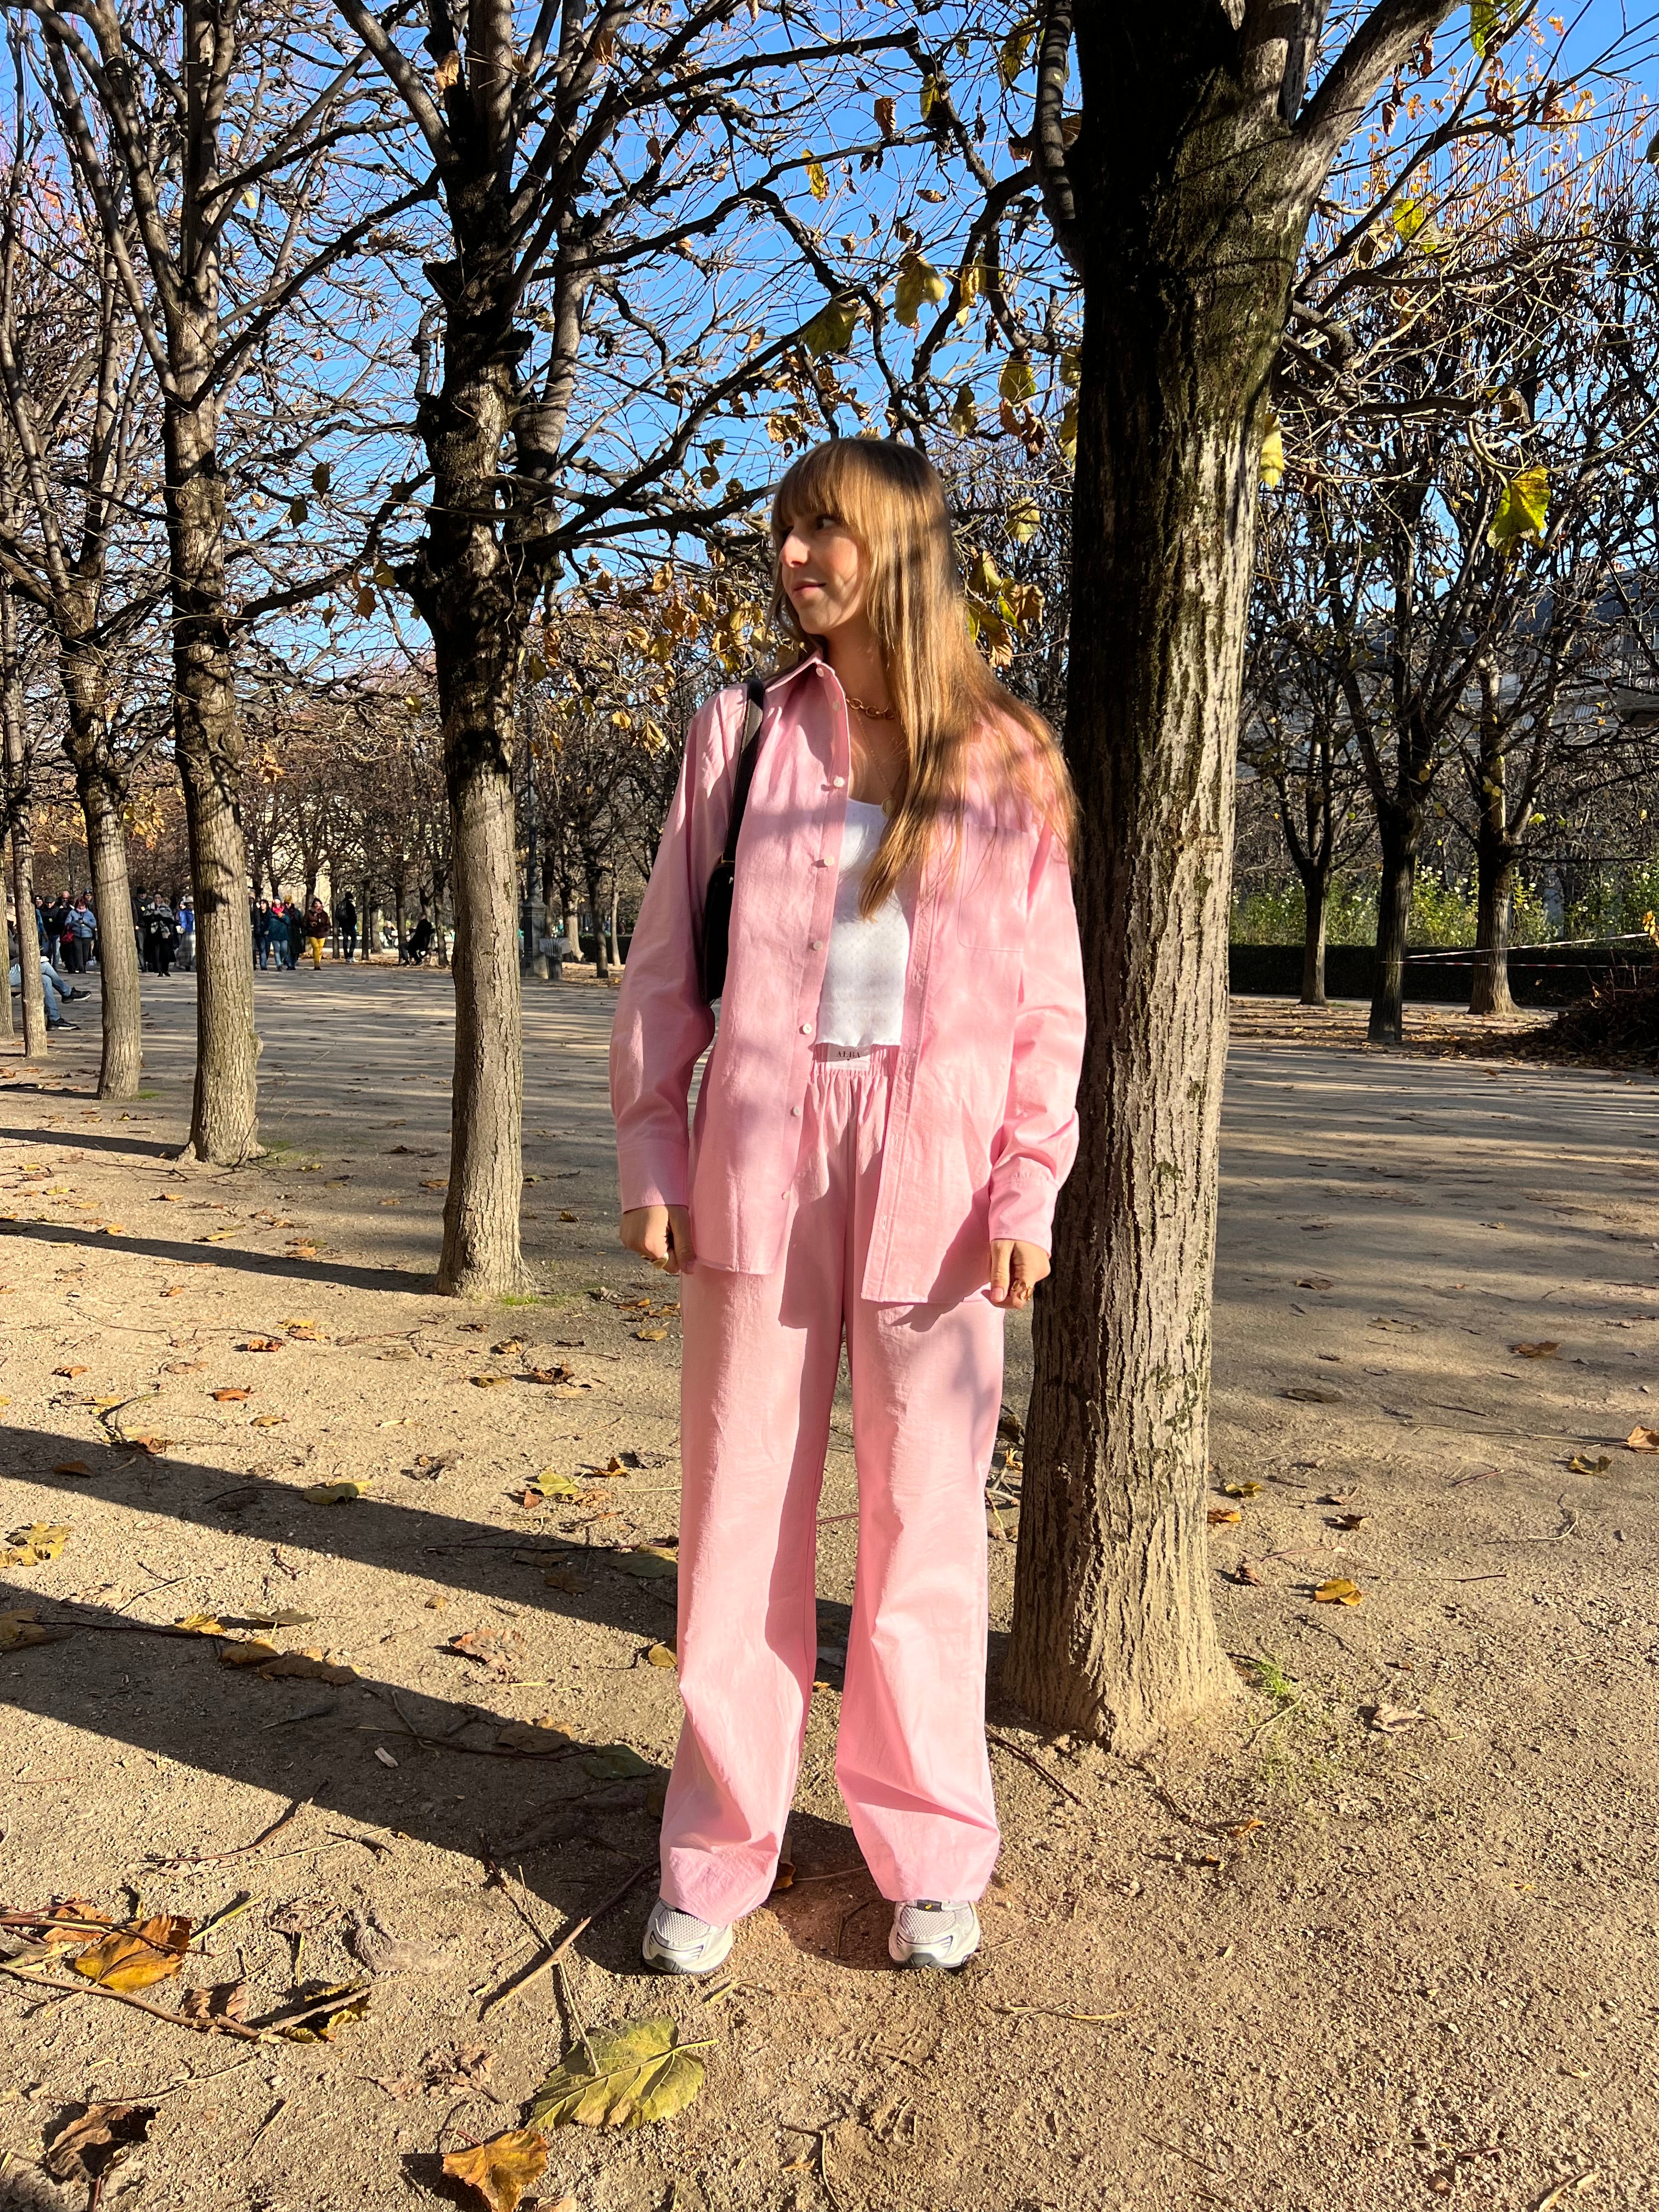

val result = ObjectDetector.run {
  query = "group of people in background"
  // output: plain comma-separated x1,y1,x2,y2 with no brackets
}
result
251,891,348,970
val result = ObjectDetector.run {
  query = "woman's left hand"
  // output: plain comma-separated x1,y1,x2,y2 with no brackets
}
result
987,1239,1049,1308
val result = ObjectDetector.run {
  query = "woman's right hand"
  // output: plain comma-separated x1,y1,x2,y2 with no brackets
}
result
620,1204,695,1273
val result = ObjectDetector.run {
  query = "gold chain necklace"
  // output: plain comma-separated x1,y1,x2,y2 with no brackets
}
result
843,690,898,723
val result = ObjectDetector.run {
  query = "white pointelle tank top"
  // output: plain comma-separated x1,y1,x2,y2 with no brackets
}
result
815,799,911,1048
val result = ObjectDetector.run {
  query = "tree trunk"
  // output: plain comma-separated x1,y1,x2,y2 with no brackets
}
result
608,878,622,972
1469,692,1517,1016
1006,54,1308,1740
438,751,528,1294
1298,864,1329,1006
1369,817,1418,1045
165,393,259,1160
585,862,609,980
75,761,144,1096
2,582,47,1058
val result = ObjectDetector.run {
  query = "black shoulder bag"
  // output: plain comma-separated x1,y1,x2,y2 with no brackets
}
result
698,674,768,1005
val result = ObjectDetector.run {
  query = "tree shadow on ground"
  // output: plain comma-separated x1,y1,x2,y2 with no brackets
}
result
0,1219,433,1296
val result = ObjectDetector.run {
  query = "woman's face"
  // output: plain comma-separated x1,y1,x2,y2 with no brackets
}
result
777,509,867,638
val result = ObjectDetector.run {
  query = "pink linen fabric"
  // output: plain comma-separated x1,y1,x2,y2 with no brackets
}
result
609,654,1086,1306
661,1044,1005,1923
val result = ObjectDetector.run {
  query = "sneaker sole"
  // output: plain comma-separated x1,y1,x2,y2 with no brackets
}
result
642,1923,735,1978
889,1939,979,1972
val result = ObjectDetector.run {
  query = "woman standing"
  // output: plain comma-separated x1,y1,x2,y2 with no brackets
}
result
611,440,1085,1977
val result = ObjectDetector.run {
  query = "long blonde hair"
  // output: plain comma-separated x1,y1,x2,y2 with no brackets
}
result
769,438,1075,916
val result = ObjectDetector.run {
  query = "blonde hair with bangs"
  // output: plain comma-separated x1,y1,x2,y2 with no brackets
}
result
769,438,1075,918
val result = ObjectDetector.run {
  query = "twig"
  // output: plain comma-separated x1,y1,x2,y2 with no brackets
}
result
148,1799,306,1873
115,1576,188,1614
984,1729,1088,1810
244,2098,285,2157
253,1984,371,2034
477,1860,652,2019
0,1962,267,2041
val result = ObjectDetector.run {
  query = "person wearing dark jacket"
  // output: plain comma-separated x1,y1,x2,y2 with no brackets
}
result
285,901,306,970
304,898,330,970
337,890,358,962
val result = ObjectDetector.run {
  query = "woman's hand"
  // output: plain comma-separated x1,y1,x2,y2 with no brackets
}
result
620,1204,695,1274
987,1239,1049,1309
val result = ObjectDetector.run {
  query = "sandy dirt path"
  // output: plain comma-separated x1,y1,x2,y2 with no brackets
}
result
1,968,1656,2212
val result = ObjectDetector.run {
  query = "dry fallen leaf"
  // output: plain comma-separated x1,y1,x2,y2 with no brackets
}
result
72,1915,191,1991
471,1373,512,1389
635,1327,668,1342
251,1413,288,1429
1295,1276,1333,1291
528,2017,708,2129
1234,1559,1263,1587
178,1980,248,2022
279,1984,371,2041
303,1479,372,1503
611,1544,679,1579
285,1318,322,1341
1510,1341,1560,1359
211,1387,254,1402
2,1523,70,1567
1284,1386,1345,1405
1363,1703,1425,1733
1313,1577,1365,1607
496,1717,578,1754
1626,1426,1659,1454
53,1364,88,1378
218,1638,283,1668
43,2102,155,2187
259,1650,359,1684
1568,1453,1611,1475
1207,1507,1242,1526
560,1209,579,1222
1222,1481,1264,1499
241,1337,284,1353
50,1459,91,1477
175,1612,225,1635
0,1608,61,1651
442,2126,549,2212
1335,1511,1370,1530
644,1643,677,1668
449,1629,520,1677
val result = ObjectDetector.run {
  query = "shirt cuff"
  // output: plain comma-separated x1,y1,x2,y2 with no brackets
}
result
618,1140,690,1214
988,1164,1058,1251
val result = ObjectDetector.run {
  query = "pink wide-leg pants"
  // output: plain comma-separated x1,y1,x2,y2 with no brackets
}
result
661,1043,1005,1927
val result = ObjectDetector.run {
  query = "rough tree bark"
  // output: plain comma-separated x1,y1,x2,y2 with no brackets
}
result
2,577,47,1058
65,715,144,1095
167,385,260,1159
1007,0,1454,1748
1469,659,1520,1015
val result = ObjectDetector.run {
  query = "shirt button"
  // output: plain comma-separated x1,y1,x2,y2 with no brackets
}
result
830,774,846,788
789,1105,802,1118
815,855,831,867
810,939,822,951
799,1022,814,1036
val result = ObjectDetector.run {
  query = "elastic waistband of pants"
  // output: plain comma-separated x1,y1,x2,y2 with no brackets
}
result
811,1040,900,1064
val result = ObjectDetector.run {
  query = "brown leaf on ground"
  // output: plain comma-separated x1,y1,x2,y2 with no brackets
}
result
635,1327,668,1341
1234,1559,1264,1587
43,2102,155,2186
53,1364,88,1378
241,1337,284,1353
72,1915,192,1991
37,1899,109,1945
175,1612,225,1635
258,1650,358,1684
522,1367,593,1394
611,1545,679,1579
279,1983,371,2041
1568,1453,1612,1475
1207,1507,1242,1526
1627,1426,1659,1453
211,1386,254,1402
1295,1276,1333,1290
51,1459,91,1476
426,2043,494,2090
442,2125,551,2212
3,1523,70,1566
1222,1481,1264,1498
1511,1341,1560,1358
0,1608,64,1650
1363,1703,1425,1733
644,1643,677,1668
303,1479,372,1502
178,1981,249,2022
1285,1386,1345,1404
449,1630,519,1678
218,1638,283,1667
285,1318,322,1340
1335,1511,1370,1530
490,1338,523,1357
471,1373,512,1388
1313,1577,1365,1606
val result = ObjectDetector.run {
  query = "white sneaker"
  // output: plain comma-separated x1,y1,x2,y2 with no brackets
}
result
888,1899,980,1971
641,1898,735,1977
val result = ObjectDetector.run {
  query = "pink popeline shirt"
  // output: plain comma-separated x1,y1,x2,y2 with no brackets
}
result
609,654,1086,1306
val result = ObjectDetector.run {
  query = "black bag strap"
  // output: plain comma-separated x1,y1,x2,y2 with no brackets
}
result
720,675,769,869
